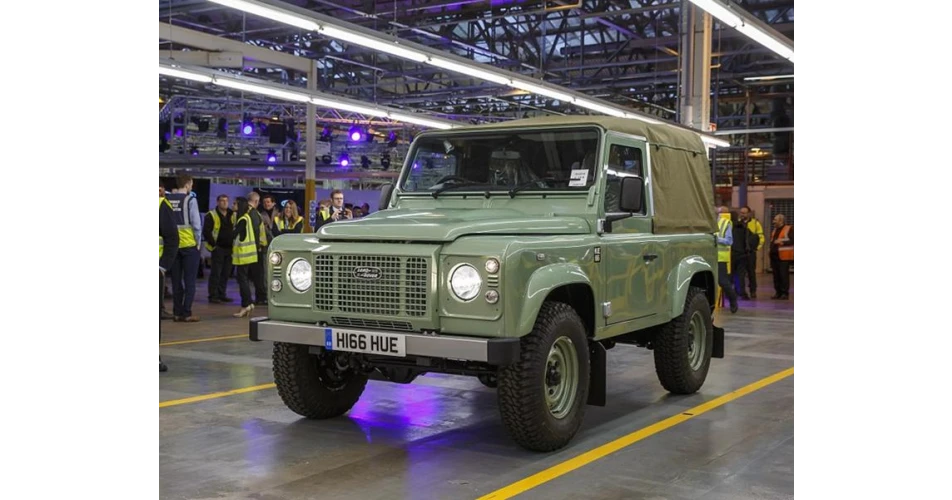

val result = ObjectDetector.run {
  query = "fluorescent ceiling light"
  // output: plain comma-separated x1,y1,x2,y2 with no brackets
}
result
510,80,575,103
701,136,731,148
574,99,627,118
309,97,384,117
319,25,428,62
688,0,793,63
158,62,455,129
744,74,794,81
389,113,457,130
215,78,311,102
736,23,794,62
689,0,743,26
159,66,212,83
624,113,662,125
428,58,512,85
208,0,318,31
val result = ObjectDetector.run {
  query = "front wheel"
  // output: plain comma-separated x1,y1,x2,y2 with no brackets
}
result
497,301,590,452
653,287,714,394
272,342,368,419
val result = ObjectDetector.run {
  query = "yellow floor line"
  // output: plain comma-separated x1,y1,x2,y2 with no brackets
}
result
159,383,276,408
476,366,794,500
159,334,247,346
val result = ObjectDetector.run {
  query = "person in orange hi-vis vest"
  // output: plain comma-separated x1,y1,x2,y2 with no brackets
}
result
769,214,793,299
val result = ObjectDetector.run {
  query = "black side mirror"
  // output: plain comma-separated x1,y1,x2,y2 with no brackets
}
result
379,183,394,210
619,176,644,213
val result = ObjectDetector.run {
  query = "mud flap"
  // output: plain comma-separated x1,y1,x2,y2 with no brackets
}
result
587,341,606,406
712,325,725,358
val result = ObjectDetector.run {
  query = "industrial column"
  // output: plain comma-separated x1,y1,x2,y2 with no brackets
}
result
304,60,317,232
678,0,712,132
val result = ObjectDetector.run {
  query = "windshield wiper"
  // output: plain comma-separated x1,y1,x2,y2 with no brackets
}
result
431,182,493,198
508,178,564,198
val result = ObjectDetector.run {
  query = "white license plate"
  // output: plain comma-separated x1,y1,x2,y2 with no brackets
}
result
324,328,406,357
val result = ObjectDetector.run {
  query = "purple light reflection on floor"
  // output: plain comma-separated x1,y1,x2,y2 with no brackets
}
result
346,381,450,443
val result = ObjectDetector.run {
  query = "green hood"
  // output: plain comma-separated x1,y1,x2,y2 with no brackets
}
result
316,208,591,242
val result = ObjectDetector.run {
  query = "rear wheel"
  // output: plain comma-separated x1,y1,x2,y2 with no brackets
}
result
653,287,713,394
272,342,368,419
497,301,590,452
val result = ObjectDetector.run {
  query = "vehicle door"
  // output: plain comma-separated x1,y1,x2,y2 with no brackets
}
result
599,133,656,326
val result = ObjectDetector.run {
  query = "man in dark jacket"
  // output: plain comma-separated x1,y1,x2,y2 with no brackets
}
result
160,188,180,372
731,211,760,300
203,194,235,303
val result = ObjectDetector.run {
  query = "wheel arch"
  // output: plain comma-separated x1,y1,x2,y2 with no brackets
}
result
666,256,716,317
517,263,595,338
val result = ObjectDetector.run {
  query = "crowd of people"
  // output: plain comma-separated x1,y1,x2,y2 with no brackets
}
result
158,175,373,371
715,205,794,313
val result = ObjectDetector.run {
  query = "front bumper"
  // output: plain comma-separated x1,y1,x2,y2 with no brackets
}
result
249,317,521,365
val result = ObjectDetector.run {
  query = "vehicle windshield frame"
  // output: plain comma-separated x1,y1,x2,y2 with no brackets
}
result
396,125,604,197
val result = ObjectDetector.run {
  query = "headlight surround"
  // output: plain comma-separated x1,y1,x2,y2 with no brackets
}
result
450,264,482,301
269,252,283,266
287,258,312,292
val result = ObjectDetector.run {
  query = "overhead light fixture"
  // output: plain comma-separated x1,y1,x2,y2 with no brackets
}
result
701,136,731,148
159,66,212,83
428,57,512,85
339,153,350,167
510,79,575,103
267,149,278,163
208,0,319,31
574,99,627,118
158,60,458,130
743,74,794,82
688,0,793,63
216,78,310,102
388,113,455,130
319,25,428,62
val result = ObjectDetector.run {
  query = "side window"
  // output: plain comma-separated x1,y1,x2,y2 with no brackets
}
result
603,144,646,214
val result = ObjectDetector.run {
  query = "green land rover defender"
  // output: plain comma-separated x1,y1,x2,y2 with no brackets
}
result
250,115,726,452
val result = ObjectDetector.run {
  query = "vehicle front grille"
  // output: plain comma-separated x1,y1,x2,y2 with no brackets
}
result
330,317,413,332
314,254,430,318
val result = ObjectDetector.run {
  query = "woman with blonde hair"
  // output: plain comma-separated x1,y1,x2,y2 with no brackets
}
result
275,200,304,235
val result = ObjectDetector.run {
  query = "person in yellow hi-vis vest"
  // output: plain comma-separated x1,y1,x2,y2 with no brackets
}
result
716,207,738,313
202,194,235,304
246,191,269,305
232,197,259,318
275,200,305,235
738,206,765,298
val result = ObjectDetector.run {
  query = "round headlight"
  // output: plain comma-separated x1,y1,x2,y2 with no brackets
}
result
485,289,499,304
271,279,283,292
287,258,312,292
270,252,283,266
450,264,482,301
485,258,500,274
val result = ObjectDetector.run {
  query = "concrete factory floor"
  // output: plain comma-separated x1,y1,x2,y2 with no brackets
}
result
160,274,794,500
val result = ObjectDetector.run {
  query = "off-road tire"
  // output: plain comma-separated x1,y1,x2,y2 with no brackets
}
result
497,301,590,452
653,286,714,394
272,342,368,419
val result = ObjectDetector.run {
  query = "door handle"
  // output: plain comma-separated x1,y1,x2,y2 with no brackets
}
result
643,254,658,262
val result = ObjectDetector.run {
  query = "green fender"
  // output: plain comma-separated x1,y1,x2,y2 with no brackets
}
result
517,263,593,336
666,256,715,318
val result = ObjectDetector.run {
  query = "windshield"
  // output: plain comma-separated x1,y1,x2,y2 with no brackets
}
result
400,128,600,194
